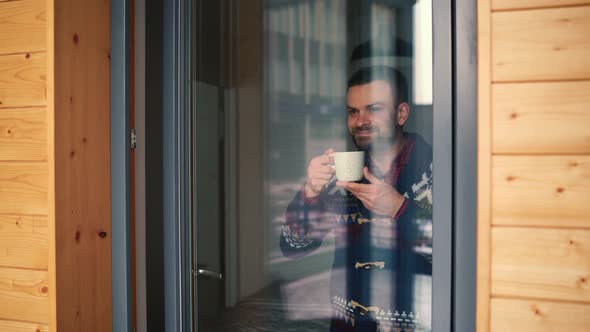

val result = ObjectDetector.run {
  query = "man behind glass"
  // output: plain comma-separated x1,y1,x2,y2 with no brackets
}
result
281,66,433,332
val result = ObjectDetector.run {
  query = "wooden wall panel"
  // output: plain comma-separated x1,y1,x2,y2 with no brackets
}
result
492,6,590,82
53,0,112,330
0,0,46,56
481,0,590,331
490,298,590,332
492,82,590,154
492,156,590,228
0,52,46,108
0,320,48,332
0,163,47,216
0,214,48,270
0,0,50,328
0,267,48,324
491,227,590,302
0,107,47,161
492,0,590,11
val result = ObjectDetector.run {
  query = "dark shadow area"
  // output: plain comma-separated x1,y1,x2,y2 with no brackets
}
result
145,0,165,330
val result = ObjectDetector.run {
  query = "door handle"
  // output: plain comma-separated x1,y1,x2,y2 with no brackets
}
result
193,268,223,280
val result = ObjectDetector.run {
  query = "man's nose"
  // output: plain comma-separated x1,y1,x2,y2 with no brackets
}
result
356,110,372,127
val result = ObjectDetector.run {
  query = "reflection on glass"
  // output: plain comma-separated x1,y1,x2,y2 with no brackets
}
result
193,0,433,331
267,1,433,332
267,1,432,331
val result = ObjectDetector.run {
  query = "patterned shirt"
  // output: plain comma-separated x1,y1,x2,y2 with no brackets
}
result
280,133,433,332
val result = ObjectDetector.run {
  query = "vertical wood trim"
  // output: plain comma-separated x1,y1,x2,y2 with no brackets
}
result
477,0,492,331
45,0,56,330
53,0,112,330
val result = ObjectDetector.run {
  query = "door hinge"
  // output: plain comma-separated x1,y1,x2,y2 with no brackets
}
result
130,128,137,149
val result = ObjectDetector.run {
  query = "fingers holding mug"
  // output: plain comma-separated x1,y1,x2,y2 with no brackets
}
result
305,148,336,197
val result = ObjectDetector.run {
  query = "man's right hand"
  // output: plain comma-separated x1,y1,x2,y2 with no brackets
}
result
304,148,335,198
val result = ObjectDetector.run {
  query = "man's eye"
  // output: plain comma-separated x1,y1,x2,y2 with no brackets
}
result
348,109,357,115
369,106,383,112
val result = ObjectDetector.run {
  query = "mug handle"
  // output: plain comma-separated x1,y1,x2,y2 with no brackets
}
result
327,153,335,168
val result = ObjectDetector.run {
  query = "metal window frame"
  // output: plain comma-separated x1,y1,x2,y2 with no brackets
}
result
162,0,193,330
453,0,478,330
111,0,133,330
432,0,453,330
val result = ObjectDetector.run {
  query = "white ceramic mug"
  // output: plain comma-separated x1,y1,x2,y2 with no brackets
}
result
331,151,365,181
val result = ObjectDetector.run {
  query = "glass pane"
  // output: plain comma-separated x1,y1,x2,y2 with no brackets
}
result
191,0,434,331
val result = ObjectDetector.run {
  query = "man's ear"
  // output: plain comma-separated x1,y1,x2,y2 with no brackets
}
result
396,102,410,126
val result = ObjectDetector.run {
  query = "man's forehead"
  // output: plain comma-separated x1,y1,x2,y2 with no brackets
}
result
347,80,394,105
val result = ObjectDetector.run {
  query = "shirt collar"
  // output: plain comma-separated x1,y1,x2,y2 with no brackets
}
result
364,133,415,183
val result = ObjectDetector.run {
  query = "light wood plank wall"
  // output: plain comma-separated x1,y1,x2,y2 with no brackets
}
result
1,0,112,330
478,1,590,331
0,0,51,331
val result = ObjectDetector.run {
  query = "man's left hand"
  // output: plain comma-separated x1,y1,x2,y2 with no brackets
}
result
336,167,406,217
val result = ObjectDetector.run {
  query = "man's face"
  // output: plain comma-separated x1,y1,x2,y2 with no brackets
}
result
346,80,408,151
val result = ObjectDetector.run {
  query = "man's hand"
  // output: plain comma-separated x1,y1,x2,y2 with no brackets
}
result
336,167,406,217
304,148,335,198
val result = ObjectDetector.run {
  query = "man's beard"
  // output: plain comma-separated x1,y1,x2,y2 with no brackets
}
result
351,125,398,153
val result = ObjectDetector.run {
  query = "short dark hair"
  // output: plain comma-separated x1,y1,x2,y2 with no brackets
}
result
347,66,409,107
